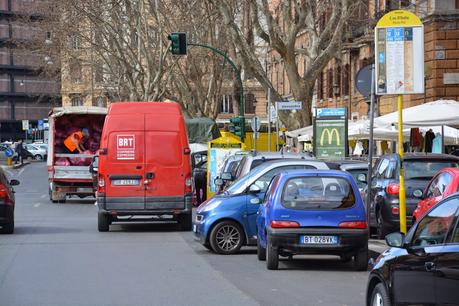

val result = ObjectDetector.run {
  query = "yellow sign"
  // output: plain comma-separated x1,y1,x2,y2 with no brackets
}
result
376,9,422,27
320,128,340,146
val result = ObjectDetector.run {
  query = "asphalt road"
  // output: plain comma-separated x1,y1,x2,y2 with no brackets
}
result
0,162,369,306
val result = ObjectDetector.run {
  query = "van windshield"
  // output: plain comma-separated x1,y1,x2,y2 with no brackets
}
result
281,176,355,210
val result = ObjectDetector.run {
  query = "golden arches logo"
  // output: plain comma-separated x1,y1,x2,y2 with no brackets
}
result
320,128,340,146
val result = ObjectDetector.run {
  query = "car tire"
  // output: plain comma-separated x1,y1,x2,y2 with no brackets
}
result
178,213,192,231
34,154,43,161
0,207,14,234
376,211,390,240
354,247,368,271
209,220,244,255
266,236,279,270
257,235,266,261
98,211,110,232
369,283,391,306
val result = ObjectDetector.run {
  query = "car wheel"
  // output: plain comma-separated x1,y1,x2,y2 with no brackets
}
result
177,213,192,231
209,221,244,255
0,207,14,234
370,283,391,306
354,247,368,271
98,211,110,232
34,154,43,161
376,211,390,240
266,235,279,270
257,235,266,261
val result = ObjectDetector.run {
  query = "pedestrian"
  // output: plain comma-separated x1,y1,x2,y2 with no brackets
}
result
15,139,24,164
64,128,90,153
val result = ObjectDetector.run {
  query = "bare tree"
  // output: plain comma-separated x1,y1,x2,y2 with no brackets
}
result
209,0,363,128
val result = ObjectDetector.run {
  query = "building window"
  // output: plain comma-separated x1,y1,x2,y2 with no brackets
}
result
93,96,106,107
219,94,233,113
327,68,333,99
317,71,323,101
335,65,341,98
71,96,83,106
387,0,410,10
343,64,350,96
71,34,81,50
69,60,82,83
245,93,256,114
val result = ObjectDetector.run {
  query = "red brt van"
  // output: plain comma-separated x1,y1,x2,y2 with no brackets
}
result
97,102,192,232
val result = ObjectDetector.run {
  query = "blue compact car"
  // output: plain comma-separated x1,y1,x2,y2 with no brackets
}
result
256,170,368,270
193,160,329,254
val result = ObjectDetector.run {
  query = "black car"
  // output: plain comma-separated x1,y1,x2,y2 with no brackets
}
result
366,193,459,306
89,155,99,190
0,169,20,234
366,153,459,238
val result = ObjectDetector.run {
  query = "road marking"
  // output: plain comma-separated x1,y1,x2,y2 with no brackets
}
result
40,194,46,199
33,203,41,207
17,168,25,177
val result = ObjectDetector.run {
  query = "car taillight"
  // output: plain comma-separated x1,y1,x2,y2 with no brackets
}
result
386,183,400,195
270,220,300,228
338,221,368,229
98,174,105,192
391,206,399,215
185,175,192,193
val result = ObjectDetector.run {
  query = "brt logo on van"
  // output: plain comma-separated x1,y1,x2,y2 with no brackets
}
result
116,135,135,160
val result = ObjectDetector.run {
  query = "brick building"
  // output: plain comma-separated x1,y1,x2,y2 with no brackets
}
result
0,0,60,140
267,0,459,121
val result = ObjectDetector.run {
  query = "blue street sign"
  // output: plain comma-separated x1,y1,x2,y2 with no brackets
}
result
38,119,44,130
316,108,346,118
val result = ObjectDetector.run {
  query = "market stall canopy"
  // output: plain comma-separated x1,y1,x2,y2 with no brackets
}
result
285,125,313,138
185,118,221,144
374,100,459,127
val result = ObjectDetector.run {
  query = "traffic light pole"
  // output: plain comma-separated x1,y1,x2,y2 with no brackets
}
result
187,43,245,127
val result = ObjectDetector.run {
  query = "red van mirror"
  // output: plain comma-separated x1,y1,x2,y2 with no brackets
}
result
183,148,191,155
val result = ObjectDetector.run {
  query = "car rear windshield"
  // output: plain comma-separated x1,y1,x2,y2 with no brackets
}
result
404,160,459,180
281,176,355,210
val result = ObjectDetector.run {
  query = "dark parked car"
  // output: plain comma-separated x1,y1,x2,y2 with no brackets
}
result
89,155,98,190
366,153,459,238
0,169,20,234
327,160,369,191
214,154,245,193
366,193,459,306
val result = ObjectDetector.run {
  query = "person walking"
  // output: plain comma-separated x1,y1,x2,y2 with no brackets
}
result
15,139,24,164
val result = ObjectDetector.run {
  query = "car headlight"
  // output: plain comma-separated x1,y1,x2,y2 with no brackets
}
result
200,200,222,212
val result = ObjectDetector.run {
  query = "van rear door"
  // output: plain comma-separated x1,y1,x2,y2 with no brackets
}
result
144,113,186,210
104,115,145,210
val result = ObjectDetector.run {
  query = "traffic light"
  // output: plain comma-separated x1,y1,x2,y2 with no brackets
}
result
167,32,187,55
229,116,245,140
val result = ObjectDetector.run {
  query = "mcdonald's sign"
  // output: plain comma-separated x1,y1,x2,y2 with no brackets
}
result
313,108,348,159
320,128,340,146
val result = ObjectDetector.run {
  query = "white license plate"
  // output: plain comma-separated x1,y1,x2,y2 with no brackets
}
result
112,179,140,186
77,187,93,193
300,235,338,245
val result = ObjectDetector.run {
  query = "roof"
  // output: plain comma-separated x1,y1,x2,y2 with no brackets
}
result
108,101,182,115
50,106,107,118
339,163,368,171
255,159,327,169
387,153,459,161
247,151,314,159
278,169,353,179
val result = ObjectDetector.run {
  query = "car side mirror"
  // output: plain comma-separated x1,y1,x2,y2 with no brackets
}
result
215,178,223,186
221,172,232,180
357,174,367,183
248,184,261,194
385,232,405,248
413,189,423,199
9,179,20,186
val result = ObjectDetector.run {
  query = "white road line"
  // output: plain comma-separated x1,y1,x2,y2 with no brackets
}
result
40,194,46,198
33,203,41,207
17,168,25,177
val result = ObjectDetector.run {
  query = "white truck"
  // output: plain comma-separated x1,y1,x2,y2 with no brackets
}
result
47,107,107,203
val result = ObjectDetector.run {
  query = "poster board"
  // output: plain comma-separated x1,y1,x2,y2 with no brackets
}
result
313,108,348,159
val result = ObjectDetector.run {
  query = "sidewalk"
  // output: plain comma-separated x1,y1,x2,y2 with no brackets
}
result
1,160,30,170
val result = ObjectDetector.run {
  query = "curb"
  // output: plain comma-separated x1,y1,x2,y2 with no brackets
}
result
2,161,30,170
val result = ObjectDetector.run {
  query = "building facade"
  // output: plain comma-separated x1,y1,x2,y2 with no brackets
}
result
0,0,60,140
267,0,459,120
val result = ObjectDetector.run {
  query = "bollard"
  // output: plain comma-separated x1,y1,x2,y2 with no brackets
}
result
6,157,12,166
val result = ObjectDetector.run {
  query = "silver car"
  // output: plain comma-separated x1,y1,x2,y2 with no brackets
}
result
25,144,47,161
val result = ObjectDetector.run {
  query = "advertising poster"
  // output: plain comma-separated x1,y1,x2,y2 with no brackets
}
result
313,108,348,159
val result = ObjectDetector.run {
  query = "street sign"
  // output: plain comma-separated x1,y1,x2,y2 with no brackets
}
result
355,65,372,99
276,101,302,110
375,10,424,95
313,108,348,159
22,120,29,131
250,116,261,132
38,119,44,131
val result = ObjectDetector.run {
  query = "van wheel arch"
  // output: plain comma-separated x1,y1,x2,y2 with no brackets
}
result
206,218,247,247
